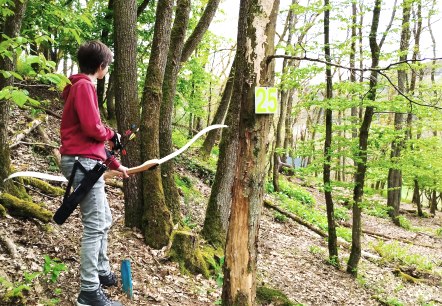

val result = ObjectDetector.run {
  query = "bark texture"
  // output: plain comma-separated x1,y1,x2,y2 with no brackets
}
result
387,0,411,224
160,0,191,223
0,0,28,193
113,0,143,228
323,0,338,263
347,0,382,276
140,0,174,248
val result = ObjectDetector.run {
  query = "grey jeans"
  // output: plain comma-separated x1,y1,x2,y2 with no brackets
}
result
61,155,112,291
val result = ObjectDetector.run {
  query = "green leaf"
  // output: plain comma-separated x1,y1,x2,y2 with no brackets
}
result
10,90,28,107
9,71,23,80
1,71,11,79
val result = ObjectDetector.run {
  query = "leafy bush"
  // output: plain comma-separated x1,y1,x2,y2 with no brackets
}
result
397,216,412,230
362,200,391,219
334,206,350,222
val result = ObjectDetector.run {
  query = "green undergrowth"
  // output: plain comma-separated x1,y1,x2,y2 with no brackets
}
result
372,241,434,272
270,179,352,242
256,286,303,306
0,255,66,305
172,129,220,171
360,199,391,219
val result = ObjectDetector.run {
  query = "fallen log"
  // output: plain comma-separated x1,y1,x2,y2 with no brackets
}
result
22,177,64,196
338,221,438,249
9,117,44,149
264,199,380,260
264,199,325,238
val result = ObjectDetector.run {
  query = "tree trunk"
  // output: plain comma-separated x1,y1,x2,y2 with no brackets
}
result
283,89,294,162
139,0,174,248
347,0,382,276
387,0,411,224
201,58,235,158
0,0,28,194
180,0,221,63
159,0,191,224
408,0,423,218
412,179,423,217
323,0,339,264
430,189,437,215
97,0,114,115
105,72,116,120
201,65,241,247
113,0,143,229
158,0,220,223
222,0,279,305
350,1,359,143
272,5,295,192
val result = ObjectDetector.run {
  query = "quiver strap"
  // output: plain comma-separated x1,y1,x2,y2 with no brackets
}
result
53,159,107,225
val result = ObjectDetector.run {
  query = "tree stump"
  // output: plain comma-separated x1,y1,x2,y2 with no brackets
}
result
168,231,209,278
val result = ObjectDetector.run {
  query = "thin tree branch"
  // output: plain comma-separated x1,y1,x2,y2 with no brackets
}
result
267,55,442,110
137,0,151,17
266,54,442,72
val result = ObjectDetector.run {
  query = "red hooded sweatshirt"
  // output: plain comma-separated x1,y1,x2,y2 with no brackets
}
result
60,74,120,170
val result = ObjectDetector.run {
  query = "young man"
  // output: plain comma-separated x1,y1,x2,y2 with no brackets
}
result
60,40,128,306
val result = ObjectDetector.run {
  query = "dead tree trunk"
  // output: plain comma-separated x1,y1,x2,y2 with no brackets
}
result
222,1,279,304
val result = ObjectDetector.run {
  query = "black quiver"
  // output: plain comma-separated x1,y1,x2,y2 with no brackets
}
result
53,159,107,225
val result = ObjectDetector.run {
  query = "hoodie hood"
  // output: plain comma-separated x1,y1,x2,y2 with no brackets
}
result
62,74,92,101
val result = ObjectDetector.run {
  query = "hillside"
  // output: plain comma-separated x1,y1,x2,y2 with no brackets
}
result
1,98,442,306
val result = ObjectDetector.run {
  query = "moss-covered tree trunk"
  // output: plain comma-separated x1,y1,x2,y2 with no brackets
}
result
387,0,411,225
140,0,174,248
113,0,143,228
0,0,28,194
201,63,241,247
160,0,191,224
160,0,221,224
222,0,279,305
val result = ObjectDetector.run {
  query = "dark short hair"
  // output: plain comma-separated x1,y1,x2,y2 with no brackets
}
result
77,40,113,74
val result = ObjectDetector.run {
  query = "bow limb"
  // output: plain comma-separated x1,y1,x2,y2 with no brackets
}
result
158,124,228,164
4,171,68,182
105,124,228,178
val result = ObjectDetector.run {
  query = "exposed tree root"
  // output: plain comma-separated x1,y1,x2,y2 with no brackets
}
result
0,230,17,258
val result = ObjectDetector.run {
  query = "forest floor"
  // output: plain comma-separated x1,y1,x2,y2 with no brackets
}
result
1,96,442,305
